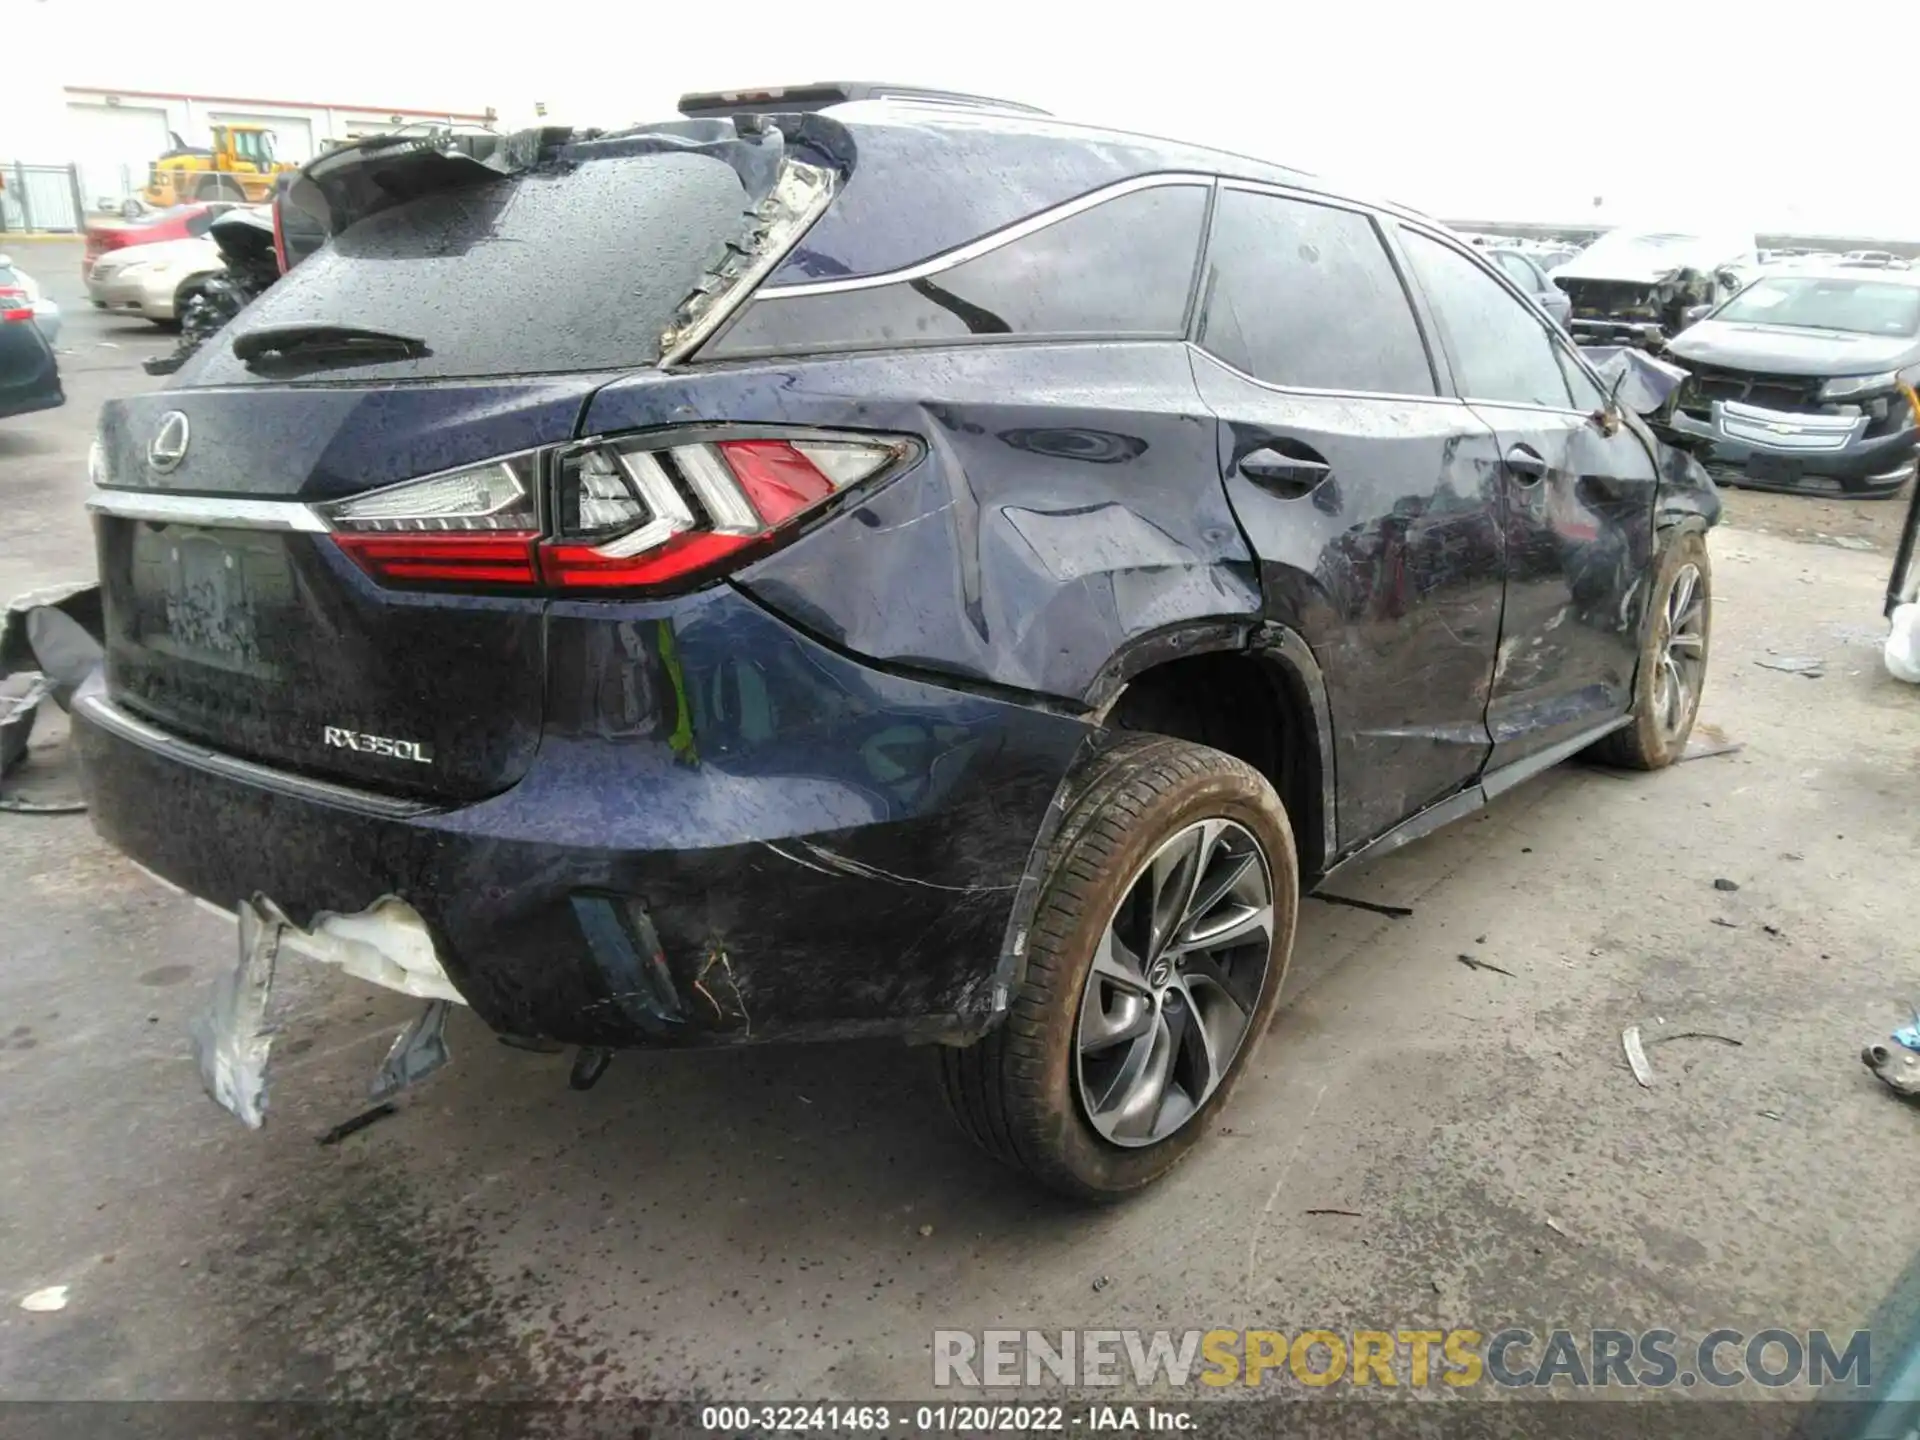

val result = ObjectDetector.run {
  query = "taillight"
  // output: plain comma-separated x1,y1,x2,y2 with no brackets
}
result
324,454,543,585
0,289,33,324
318,430,912,594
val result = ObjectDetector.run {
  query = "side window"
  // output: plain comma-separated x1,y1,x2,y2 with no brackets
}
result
1554,342,1609,413
1197,190,1434,395
1401,231,1573,408
1495,252,1541,292
711,183,1208,356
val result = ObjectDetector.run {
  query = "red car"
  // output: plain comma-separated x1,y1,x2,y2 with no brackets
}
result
82,203,237,280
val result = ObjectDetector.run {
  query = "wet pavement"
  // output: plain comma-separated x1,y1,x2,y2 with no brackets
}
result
5,239,1919,1402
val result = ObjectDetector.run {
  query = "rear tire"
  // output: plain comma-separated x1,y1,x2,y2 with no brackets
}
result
1590,528,1711,770
939,735,1298,1201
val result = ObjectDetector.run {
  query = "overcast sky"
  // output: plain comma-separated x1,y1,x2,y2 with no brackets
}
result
20,0,1920,237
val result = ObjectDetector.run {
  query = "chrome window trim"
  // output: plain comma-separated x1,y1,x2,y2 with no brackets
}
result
1461,396,1600,421
1186,342,1469,408
755,173,1217,300
86,489,327,532
1217,177,1385,217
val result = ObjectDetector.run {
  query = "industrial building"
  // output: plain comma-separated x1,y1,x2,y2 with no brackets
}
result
3,82,494,230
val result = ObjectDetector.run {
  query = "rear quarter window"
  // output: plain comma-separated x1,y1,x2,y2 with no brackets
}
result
709,182,1208,357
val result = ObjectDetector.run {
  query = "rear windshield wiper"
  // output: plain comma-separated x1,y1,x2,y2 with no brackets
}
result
232,323,431,369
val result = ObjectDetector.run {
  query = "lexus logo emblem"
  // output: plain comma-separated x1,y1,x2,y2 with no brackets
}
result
148,412,190,473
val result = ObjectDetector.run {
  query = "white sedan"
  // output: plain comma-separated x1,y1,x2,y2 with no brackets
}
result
85,235,223,325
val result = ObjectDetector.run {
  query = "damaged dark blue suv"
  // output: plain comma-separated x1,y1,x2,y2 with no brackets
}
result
76,87,1720,1198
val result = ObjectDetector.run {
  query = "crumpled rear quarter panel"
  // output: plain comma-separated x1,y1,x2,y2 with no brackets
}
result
584,343,1261,704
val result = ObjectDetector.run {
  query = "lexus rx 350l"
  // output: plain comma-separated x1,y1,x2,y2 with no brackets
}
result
76,93,1719,1198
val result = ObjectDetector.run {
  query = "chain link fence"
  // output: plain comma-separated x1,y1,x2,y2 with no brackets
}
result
0,162,87,234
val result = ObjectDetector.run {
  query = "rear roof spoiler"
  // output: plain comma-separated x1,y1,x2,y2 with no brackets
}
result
677,82,1048,119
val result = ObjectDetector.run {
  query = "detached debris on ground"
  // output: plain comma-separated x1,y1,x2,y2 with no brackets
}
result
1863,1015,1920,1099
1754,655,1825,679
1623,1023,1746,1089
0,582,102,813
1310,892,1413,918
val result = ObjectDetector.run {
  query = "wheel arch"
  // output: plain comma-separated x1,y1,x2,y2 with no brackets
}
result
1087,619,1336,883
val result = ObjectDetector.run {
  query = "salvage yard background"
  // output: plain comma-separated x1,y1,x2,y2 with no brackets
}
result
3,241,1918,1400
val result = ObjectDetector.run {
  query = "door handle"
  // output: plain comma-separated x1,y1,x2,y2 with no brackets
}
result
1237,445,1332,499
1504,445,1548,484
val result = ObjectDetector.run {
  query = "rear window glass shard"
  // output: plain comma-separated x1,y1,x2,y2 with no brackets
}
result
709,182,1209,357
190,148,768,384
1197,189,1435,397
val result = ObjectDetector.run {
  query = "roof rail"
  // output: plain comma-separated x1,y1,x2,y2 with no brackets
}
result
676,82,1048,119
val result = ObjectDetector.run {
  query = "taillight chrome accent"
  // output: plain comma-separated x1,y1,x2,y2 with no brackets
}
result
311,428,913,594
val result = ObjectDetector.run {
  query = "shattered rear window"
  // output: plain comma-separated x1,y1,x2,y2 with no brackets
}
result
187,152,755,384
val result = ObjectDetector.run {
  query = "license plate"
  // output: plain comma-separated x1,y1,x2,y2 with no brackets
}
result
1747,453,1803,484
133,527,291,675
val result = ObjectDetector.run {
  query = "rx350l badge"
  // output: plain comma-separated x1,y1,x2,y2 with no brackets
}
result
322,726,433,764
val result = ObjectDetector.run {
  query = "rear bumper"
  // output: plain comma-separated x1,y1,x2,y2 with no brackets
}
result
75,586,1094,1048
1670,405,1919,498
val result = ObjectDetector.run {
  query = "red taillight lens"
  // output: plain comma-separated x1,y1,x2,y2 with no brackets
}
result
540,531,756,589
316,431,911,594
322,454,544,587
718,440,838,523
0,289,33,324
331,532,540,585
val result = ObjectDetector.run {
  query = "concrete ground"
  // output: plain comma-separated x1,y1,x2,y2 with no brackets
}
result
4,239,1918,1403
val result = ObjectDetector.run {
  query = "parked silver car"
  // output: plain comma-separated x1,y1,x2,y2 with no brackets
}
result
85,235,223,325
0,255,61,344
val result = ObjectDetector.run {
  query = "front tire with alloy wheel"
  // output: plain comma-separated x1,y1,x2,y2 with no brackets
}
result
939,736,1298,1200
1591,528,1711,770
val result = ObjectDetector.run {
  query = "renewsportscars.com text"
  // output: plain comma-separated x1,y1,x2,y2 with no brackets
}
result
933,1327,1871,1390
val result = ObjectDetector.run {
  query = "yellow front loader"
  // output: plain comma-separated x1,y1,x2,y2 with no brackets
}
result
143,124,297,208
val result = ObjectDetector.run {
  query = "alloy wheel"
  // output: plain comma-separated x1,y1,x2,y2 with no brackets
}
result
1656,562,1708,741
1074,819,1275,1147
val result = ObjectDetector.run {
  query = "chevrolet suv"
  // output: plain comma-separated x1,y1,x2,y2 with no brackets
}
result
76,89,1719,1199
